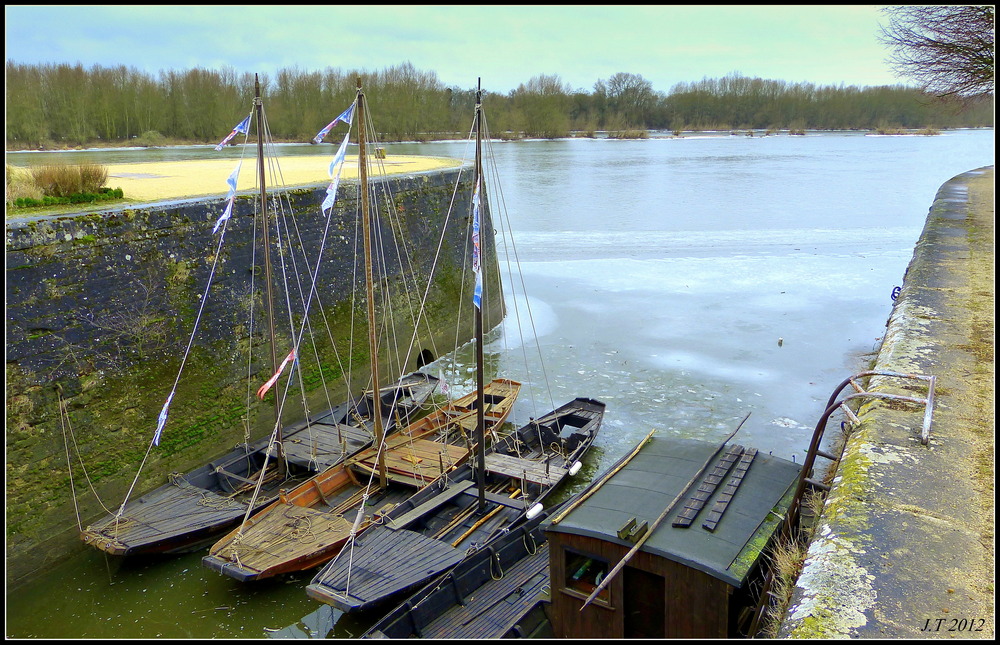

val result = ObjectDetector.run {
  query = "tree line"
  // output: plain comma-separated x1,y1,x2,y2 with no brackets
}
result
5,61,994,149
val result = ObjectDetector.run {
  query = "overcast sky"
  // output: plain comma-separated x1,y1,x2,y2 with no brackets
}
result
5,5,905,94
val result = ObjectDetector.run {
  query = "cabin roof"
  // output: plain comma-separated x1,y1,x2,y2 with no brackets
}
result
546,435,801,587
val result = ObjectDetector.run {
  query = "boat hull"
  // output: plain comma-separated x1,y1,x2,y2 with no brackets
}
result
362,500,560,638
201,379,521,582
306,396,605,613
80,372,439,557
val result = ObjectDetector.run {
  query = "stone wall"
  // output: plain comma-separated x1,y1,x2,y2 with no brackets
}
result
5,166,505,587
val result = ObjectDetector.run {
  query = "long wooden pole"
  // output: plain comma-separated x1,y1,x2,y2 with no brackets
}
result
549,429,656,526
356,78,386,489
474,79,486,513
579,413,751,610
255,74,284,474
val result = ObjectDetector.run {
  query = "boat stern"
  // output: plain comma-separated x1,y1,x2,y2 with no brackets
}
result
201,554,263,582
80,528,130,556
304,583,368,613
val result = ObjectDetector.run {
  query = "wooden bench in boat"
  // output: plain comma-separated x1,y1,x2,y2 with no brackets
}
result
459,487,530,510
484,452,565,487
387,480,476,530
271,422,372,471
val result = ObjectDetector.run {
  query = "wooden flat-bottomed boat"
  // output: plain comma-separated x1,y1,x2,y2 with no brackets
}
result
79,356,439,557
201,377,520,581
304,396,604,613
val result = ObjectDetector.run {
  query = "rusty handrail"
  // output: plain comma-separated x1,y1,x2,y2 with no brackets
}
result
749,370,937,637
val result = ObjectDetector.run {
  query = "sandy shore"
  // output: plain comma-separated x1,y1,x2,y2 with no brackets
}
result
103,154,464,202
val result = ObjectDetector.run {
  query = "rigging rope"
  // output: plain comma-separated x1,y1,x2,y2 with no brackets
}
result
481,111,555,418
58,387,83,531
110,122,254,521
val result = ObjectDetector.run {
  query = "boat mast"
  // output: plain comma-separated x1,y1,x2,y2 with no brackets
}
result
474,79,486,513
255,74,284,473
356,78,387,489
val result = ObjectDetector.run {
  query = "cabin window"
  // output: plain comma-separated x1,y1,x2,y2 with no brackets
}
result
564,549,611,605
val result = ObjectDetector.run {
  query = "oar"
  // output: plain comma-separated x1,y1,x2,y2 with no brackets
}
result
549,429,656,526
579,412,751,611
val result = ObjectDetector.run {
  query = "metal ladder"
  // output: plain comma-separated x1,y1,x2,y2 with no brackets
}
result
745,370,937,637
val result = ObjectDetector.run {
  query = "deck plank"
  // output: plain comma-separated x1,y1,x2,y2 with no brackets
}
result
310,526,466,608
484,452,565,487
420,543,550,639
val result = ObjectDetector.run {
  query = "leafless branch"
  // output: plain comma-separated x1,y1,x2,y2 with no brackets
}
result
878,5,995,102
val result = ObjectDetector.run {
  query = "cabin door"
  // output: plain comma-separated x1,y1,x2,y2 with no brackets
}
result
623,565,665,638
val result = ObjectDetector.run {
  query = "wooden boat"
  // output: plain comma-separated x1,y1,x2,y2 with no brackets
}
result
79,372,438,556
78,75,440,558
303,81,607,616
200,377,519,581
202,79,524,582
361,497,566,639
302,397,604,612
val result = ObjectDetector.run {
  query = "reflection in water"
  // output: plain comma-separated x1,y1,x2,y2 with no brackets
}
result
5,130,993,638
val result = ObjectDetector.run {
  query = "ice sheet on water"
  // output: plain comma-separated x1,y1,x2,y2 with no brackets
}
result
502,226,919,262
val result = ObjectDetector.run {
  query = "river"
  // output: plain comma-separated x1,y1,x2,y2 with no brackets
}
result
4,128,993,638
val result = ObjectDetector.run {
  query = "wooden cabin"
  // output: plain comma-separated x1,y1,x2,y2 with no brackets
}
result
544,435,801,639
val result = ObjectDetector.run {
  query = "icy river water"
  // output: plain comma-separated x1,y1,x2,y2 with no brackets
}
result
5,128,993,638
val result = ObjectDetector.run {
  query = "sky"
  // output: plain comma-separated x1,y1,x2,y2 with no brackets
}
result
5,5,906,94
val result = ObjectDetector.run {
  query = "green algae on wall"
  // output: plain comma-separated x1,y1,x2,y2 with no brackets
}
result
4,167,496,588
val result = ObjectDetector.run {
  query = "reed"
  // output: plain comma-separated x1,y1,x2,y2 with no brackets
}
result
757,535,810,637
29,163,108,198
5,164,43,203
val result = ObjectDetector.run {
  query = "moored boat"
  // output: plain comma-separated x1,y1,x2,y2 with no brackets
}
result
303,83,607,614
202,78,526,585
201,377,520,581
78,75,441,558
79,372,438,556
305,396,604,614
361,496,564,639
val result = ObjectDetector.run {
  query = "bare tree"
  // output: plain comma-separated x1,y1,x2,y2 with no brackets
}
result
878,5,995,101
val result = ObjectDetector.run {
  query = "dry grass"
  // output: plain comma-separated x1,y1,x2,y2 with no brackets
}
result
757,534,811,637
5,164,42,202
28,163,108,198
755,488,827,637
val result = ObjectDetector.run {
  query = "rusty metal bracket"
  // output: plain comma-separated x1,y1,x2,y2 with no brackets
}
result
784,370,937,538
828,370,936,445
747,370,937,637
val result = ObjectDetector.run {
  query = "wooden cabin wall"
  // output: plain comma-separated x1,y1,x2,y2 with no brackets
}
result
549,533,626,639
629,547,731,638
549,533,730,639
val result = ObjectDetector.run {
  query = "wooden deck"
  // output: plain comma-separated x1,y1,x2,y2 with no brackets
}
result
350,437,468,485
273,422,372,471
417,543,550,639
211,503,356,575
306,524,468,612
484,452,566,487
83,478,247,552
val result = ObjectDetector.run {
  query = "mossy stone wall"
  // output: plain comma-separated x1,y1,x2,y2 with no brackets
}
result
5,166,504,587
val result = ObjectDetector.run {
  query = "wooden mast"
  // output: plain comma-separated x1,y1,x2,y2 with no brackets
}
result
474,79,486,513
356,78,387,489
255,74,284,473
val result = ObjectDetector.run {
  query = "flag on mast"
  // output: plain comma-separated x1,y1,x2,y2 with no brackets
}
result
312,103,356,144
472,178,482,309
321,130,351,213
213,161,243,232
214,113,252,151
256,349,297,400
152,391,175,446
